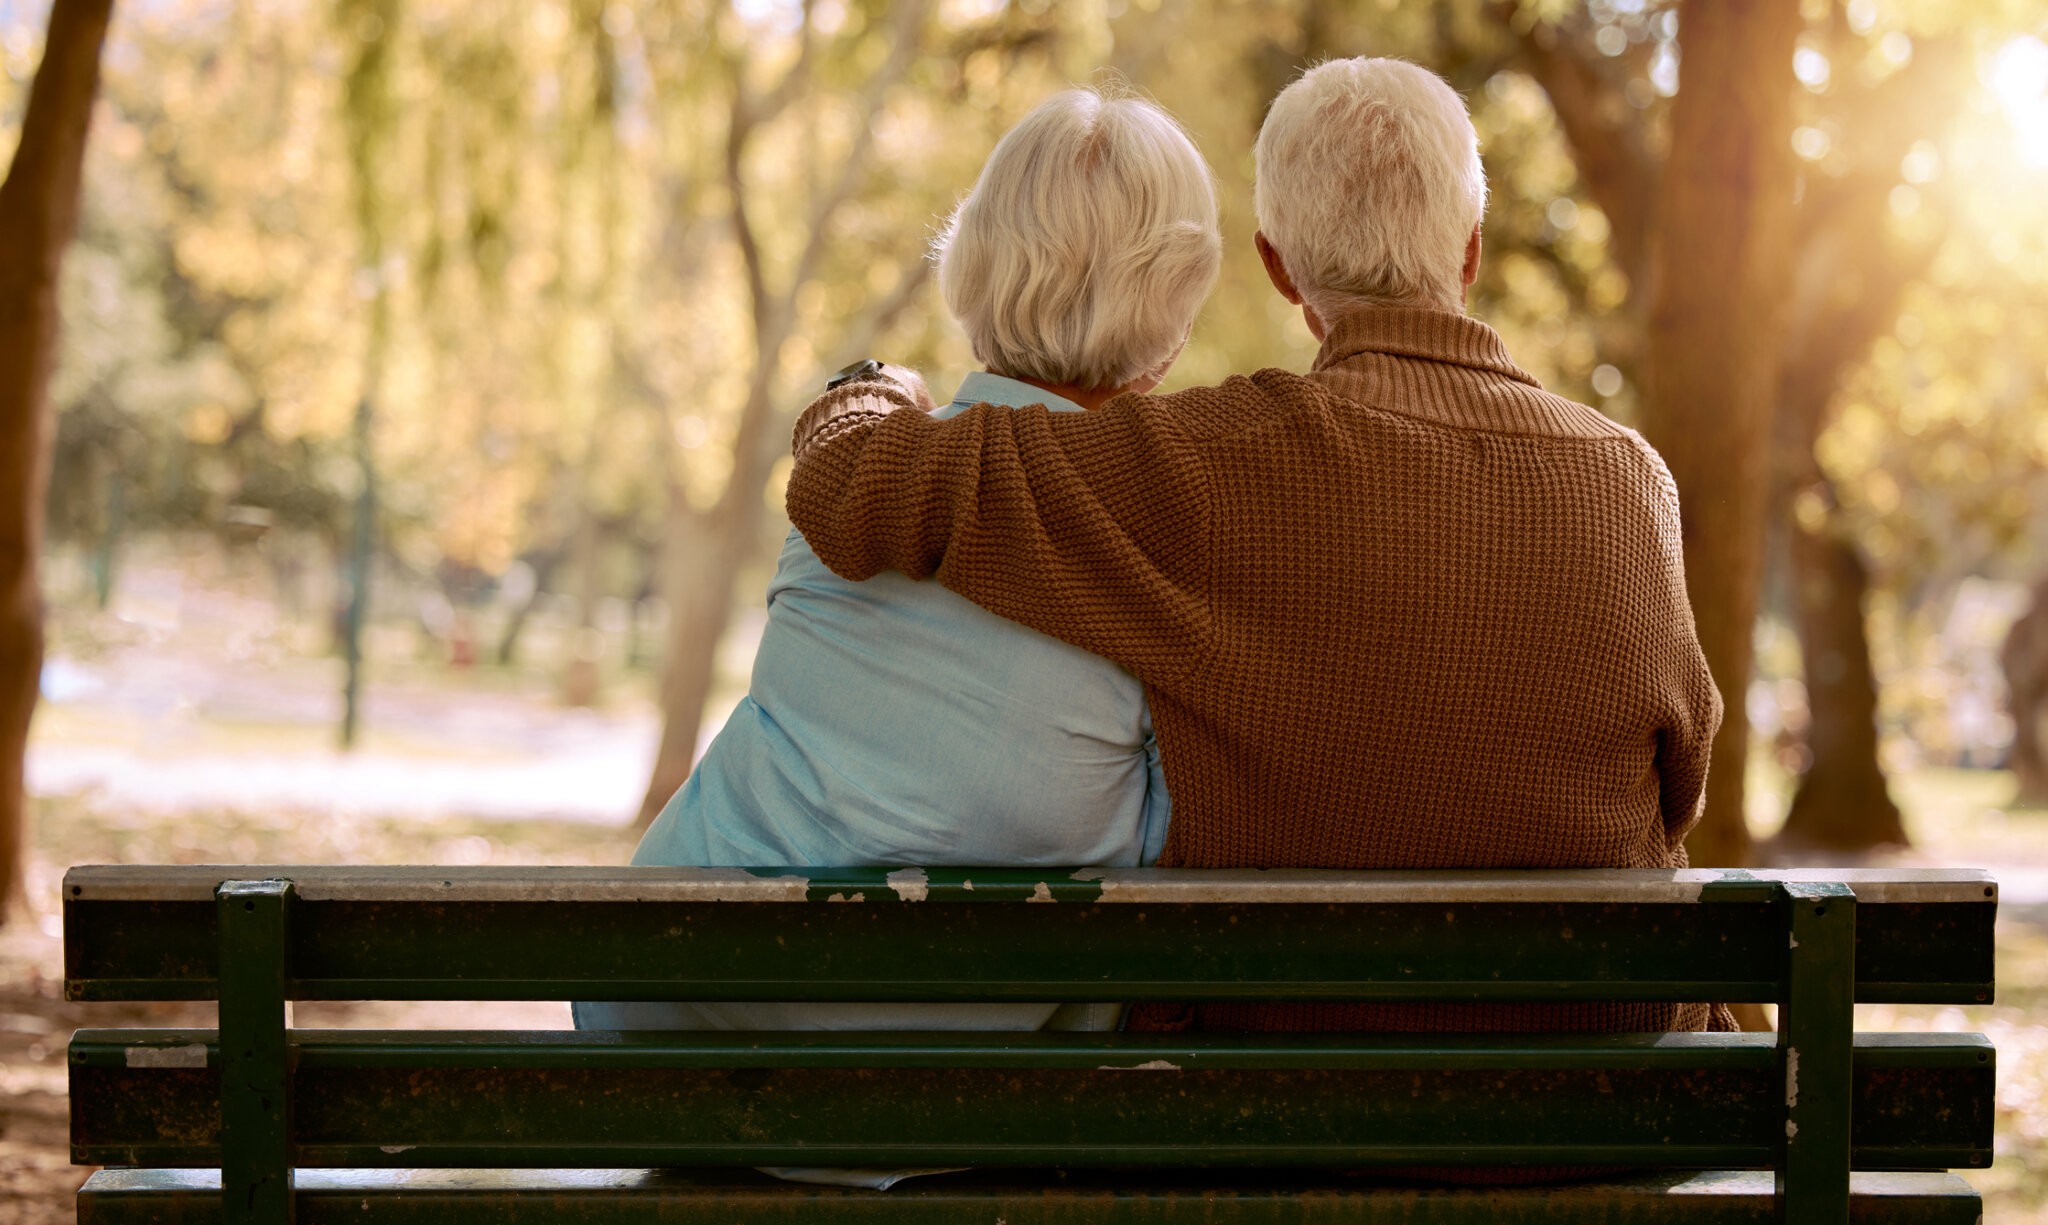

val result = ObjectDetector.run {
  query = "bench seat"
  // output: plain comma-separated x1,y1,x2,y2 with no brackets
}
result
77,1168,1987,1224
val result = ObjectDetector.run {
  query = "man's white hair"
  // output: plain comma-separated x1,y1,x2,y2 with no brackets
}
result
1255,57,1487,317
935,88,1221,392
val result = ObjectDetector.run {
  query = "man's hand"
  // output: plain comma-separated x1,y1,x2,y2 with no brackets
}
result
856,363,936,413
794,363,937,461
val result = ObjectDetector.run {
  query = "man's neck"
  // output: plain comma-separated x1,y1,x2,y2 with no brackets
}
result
1313,294,1467,341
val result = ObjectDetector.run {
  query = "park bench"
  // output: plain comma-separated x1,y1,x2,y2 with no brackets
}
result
64,864,1996,1224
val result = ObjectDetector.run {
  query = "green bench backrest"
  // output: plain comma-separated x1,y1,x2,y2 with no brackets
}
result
64,865,1997,1003
63,865,1999,1225
71,1028,1992,1171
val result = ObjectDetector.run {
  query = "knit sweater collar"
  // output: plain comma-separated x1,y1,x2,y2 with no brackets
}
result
1311,305,1541,388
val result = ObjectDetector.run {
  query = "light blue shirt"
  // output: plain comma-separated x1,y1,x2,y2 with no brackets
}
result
578,372,1169,1041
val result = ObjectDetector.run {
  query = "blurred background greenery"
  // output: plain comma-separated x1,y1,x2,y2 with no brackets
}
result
5,0,2045,844
3,0,2048,1216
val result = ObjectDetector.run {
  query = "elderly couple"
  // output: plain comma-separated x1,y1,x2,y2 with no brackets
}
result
582,54,1725,1177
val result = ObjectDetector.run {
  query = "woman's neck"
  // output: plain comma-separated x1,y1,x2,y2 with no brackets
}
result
993,371,1124,412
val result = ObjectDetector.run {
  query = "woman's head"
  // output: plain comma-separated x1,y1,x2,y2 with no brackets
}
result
934,88,1221,395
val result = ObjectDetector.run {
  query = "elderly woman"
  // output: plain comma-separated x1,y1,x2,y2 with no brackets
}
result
577,88,1219,1056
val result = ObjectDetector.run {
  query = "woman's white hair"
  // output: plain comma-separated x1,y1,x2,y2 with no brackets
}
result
1254,57,1487,317
934,87,1221,392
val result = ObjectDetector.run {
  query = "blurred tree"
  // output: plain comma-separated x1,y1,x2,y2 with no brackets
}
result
630,0,1091,824
44,162,248,599
2007,581,2048,803
1761,16,1966,856
1634,0,1803,869
338,0,401,749
0,0,117,917
1813,4,2048,781
5,0,2035,857
82,0,359,555
560,0,628,708
1496,1,2026,858
1498,0,1806,867
1827,239,2048,771
632,0,939,824
1762,18,1969,852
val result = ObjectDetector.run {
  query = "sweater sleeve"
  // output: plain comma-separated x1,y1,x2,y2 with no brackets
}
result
785,379,1219,685
1639,444,1726,841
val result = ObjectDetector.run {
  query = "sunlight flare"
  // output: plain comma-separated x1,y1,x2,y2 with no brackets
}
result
1990,35,2048,168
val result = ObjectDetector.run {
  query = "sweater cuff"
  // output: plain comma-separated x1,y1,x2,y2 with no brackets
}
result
792,380,922,458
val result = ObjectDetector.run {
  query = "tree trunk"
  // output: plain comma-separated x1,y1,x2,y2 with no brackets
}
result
1779,494,1908,848
634,497,756,826
1762,210,1926,852
1764,229,1922,854
2005,581,2048,805
338,0,396,751
91,462,123,610
494,549,563,668
339,393,376,749
1637,0,1802,870
563,502,605,707
0,0,118,921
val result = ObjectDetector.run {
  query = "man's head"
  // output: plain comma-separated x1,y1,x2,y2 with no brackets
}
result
935,87,1221,395
1254,57,1487,327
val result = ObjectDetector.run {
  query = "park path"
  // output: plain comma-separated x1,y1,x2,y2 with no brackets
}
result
22,555,745,825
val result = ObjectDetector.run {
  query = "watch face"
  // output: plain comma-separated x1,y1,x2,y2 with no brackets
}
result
826,358,885,390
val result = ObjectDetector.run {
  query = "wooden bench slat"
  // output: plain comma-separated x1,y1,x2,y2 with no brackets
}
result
59,864,2000,904
75,1168,1988,1225
62,874,1996,1007
70,1026,1985,1070
68,1030,1993,1173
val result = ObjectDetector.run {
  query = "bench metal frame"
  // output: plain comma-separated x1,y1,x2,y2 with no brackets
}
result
63,866,1999,1225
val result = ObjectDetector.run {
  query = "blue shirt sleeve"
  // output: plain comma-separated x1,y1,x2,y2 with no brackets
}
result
1138,718,1172,866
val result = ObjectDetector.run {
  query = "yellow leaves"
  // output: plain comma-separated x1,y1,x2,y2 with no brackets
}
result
174,224,296,301
961,46,1004,103
941,0,1007,25
764,455,794,513
776,335,817,384
1497,251,1570,319
1588,267,1630,313
1573,203,1612,246
673,417,711,450
1793,487,1832,537
1479,71,1554,127
436,474,523,574
184,404,234,446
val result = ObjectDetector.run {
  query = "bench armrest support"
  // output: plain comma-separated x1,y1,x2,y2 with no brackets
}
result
219,879,295,1225
1781,882,1855,1225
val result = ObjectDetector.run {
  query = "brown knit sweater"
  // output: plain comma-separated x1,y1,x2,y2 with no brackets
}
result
787,305,1725,1035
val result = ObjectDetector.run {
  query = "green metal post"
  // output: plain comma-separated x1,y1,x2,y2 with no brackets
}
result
217,880,294,1225
1778,881,1855,1225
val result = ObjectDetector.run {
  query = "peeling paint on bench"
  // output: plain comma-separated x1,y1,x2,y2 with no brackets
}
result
62,865,815,903
885,869,929,902
124,1043,209,1069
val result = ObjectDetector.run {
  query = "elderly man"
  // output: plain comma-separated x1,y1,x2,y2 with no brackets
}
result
784,58,1724,1035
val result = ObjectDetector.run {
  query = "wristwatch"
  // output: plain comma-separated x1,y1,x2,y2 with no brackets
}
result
826,358,885,390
